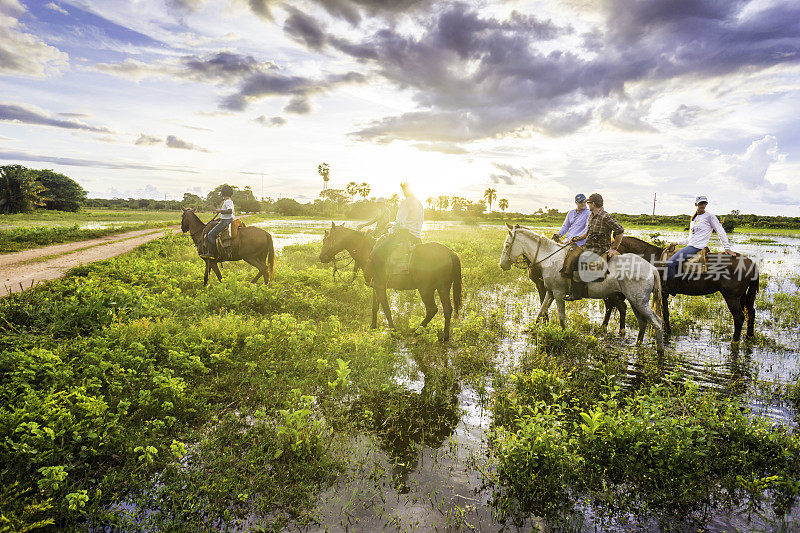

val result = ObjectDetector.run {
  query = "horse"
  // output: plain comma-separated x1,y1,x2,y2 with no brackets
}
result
499,224,664,354
180,207,275,286
518,232,628,334
318,223,462,341
611,236,758,342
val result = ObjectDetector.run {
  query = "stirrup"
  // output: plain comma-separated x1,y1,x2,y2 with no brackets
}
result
563,293,583,301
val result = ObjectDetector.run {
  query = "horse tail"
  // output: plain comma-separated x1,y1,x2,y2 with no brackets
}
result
267,232,275,281
451,252,462,319
651,266,663,319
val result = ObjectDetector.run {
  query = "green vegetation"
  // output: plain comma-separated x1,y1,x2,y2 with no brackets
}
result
1,166,86,214
0,223,167,253
1,225,798,531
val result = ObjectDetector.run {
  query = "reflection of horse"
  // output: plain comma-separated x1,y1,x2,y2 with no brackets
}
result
319,223,462,341
499,225,664,354
180,208,275,286
351,352,460,492
612,236,758,342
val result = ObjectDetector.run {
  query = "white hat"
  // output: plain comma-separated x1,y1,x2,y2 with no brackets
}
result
695,195,708,204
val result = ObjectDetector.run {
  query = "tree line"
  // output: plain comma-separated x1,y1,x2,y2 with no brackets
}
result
1,165,87,213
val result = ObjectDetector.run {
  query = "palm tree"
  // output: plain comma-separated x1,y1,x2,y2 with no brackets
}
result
498,198,508,213
358,182,371,198
317,163,330,191
483,188,497,212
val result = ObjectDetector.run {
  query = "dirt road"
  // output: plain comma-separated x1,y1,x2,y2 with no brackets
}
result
1,227,178,296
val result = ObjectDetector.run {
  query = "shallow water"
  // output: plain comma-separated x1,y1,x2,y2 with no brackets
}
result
302,227,800,532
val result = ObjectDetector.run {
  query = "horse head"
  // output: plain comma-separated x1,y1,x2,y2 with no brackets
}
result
319,221,346,263
499,223,525,270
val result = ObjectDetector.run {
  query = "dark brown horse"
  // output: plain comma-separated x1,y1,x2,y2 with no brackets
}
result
181,208,275,286
612,236,758,342
319,223,462,341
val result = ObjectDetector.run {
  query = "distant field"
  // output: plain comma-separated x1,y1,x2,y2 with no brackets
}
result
0,210,192,253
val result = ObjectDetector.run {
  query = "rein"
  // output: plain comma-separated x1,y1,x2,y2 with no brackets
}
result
509,230,572,268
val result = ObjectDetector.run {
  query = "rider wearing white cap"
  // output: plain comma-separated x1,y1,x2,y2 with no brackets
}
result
665,195,735,293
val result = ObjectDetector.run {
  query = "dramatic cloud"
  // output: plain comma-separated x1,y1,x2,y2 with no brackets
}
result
283,6,327,50
0,1,68,77
0,149,198,172
723,135,790,203
255,115,286,127
284,95,311,114
165,135,209,152
0,104,110,132
336,2,800,143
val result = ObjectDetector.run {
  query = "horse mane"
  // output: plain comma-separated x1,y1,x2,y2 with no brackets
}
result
623,235,653,247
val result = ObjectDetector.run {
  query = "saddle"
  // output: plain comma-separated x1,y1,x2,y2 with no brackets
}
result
573,251,609,283
387,239,414,277
202,219,245,260
661,244,709,274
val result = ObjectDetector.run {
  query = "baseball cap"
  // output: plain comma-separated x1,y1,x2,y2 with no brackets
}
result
695,195,708,204
575,193,587,202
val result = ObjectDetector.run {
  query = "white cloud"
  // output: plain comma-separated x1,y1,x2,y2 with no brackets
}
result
0,5,68,77
723,135,788,202
45,2,69,15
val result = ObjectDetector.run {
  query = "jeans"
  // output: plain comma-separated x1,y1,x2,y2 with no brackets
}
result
665,245,701,280
368,229,421,283
206,219,232,253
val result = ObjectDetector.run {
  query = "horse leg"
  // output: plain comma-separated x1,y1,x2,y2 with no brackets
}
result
536,292,554,322
632,297,664,355
616,297,627,336
243,257,266,284
724,294,745,343
418,286,438,329
371,289,379,329
211,261,223,281
601,299,613,331
662,294,672,338
437,285,453,342
535,278,549,322
555,297,566,329
379,288,394,329
203,260,210,286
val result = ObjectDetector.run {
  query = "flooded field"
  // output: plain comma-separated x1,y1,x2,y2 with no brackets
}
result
2,221,799,531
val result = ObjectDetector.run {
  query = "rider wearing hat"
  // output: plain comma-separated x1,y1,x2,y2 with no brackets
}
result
563,193,624,301
664,195,735,294
202,184,235,259
555,193,590,288
366,182,423,285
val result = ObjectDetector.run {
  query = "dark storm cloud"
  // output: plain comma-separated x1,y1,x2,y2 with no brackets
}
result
221,70,367,111
0,149,198,172
336,1,800,143
182,51,276,82
166,135,209,152
283,6,327,50
0,104,110,132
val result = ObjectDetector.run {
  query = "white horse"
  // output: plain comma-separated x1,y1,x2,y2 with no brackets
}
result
499,224,664,354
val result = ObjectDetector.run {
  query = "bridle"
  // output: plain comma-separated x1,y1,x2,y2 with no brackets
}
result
506,228,572,269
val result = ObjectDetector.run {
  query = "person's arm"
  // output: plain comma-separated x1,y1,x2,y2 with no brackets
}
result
606,218,624,256
710,214,734,254
569,230,588,243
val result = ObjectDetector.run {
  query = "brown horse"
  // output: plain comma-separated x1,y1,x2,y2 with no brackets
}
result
612,236,758,342
180,208,275,286
319,223,462,341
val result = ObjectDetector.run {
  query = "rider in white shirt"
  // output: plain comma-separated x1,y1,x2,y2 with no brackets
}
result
367,182,423,285
665,195,735,293
203,184,235,259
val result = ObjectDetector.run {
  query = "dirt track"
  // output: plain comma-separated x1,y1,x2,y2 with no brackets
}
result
1,227,178,296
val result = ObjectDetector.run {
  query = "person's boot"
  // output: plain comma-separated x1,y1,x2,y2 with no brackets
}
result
200,237,216,259
563,280,585,301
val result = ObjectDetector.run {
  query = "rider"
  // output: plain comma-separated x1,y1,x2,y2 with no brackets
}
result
665,195,735,294
358,197,391,239
554,193,590,284
367,182,423,285
563,193,624,301
202,184,235,259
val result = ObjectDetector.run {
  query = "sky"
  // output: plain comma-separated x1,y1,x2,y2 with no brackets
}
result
1,0,799,215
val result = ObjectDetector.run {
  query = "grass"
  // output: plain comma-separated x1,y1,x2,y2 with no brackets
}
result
0,224,798,531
